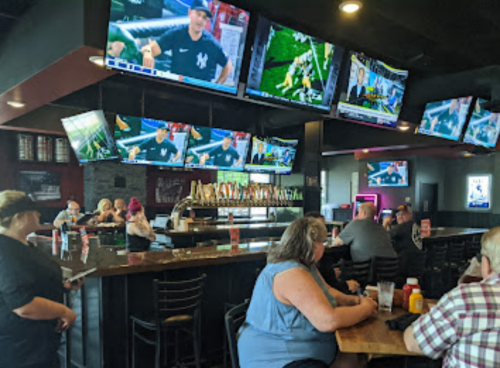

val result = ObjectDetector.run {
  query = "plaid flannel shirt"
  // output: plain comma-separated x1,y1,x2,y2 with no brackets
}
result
412,273,500,368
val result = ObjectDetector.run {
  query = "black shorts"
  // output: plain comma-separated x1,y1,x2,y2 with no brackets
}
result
283,359,329,368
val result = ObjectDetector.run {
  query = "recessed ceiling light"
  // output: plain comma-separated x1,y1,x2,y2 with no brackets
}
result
7,101,25,108
398,126,410,131
89,56,105,67
339,0,362,13
463,152,474,158
362,149,370,153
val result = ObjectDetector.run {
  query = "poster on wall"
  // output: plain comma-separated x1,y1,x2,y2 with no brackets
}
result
155,177,186,204
467,175,491,209
18,171,61,201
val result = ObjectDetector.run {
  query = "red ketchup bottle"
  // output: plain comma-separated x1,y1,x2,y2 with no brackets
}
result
403,278,421,310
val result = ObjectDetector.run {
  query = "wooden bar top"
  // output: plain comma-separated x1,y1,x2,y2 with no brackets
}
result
336,301,434,356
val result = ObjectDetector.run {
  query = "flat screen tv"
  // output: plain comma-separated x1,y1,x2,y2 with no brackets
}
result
337,52,409,128
463,98,500,148
245,136,298,174
105,0,250,94
418,97,473,141
185,126,251,171
61,110,119,163
246,16,343,111
367,161,408,187
114,115,190,167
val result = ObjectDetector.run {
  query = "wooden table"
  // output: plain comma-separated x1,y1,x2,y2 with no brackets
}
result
336,301,435,356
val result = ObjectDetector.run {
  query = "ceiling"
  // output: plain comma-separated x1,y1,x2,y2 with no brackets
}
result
0,0,38,44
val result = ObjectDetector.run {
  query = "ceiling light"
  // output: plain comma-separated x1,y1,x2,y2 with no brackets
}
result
362,149,370,153
398,126,410,131
7,101,25,108
89,56,105,67
463,152,474,158
339,0,362,13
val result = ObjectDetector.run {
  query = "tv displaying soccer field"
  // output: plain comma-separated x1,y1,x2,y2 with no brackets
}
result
245,136,298,174
367,161,408,187
246,16,343,111
337,52,409,128
419,97,473,141
105,0,250,94
185,126,251,171
61,110,119,163
114,115,190,167
463,99,500,148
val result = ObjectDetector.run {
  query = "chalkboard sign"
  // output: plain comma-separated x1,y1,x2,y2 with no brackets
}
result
155,177,186,204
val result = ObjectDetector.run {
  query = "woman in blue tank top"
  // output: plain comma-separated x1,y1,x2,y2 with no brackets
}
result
238,218,378,368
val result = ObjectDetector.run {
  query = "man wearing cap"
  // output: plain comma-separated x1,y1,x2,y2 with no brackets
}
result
376,164,404,185
54,201,84,228
383,205,422,275
128,123,181,162
202,132,242,168
404,226,500,367
141,0,232,84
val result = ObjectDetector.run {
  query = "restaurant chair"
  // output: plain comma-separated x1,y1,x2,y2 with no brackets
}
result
130,274,207,368
372,256,400,283
224,300,250,368
337,259,371,288
421,242,448,298
425,242,447,270
404,250,427,278
464,238,481,262
444,240,466,290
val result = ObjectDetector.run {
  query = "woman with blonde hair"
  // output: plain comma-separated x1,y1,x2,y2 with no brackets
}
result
114,198,128,221
238,217,377,368
95,198,122,223
0,190,81,367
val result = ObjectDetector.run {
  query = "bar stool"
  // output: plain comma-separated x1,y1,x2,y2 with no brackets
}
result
224,300,250,368
337,258,371,288
130,274,207,368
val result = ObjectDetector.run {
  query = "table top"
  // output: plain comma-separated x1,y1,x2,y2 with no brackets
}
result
336,301,434,356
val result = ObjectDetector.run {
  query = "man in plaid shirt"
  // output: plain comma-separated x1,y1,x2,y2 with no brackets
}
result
404,227,500,367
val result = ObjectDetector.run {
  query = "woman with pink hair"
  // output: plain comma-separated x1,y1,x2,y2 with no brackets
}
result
126,197,155,252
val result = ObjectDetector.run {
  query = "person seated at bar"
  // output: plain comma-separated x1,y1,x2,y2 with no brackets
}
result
0,190,81,367
126,197,156,252
114,198,128,222
333,202,396,262
404,226,500,366
94,198,123,223
305,211,360,294
383,205,422,276
54,200,84,228
238,217,377,368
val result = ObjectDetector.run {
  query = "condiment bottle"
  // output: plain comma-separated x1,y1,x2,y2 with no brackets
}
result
403,278,421,310
409,288,424,313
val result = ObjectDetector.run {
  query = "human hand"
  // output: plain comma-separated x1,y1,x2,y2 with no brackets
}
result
382,216,393,229
56,307,77,332
346,280,360,293
63,278,84,291
142,48,155,68
360,296,377,317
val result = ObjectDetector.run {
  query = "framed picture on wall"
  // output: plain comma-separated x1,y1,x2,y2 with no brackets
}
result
466,175,491,210
18,171,61,201
155,177,186,204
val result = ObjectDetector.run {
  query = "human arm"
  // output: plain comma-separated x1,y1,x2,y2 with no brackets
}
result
403,326,423,354
53,211,69,228
333,236,344,247
13,297,76,331
141,40,162,68
216,59,232,84
315,270,361,306
128,215,156,241
128,146,141,160
382,216,394,230
173,151,181,162
273,268,377,333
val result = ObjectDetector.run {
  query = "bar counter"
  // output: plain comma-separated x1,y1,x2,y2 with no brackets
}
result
423,227,486,239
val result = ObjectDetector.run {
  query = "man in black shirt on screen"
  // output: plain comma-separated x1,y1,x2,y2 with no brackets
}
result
376,164,404,185
140,0,233,84
429,98,460,136
202,132,241,168
128,122,180,162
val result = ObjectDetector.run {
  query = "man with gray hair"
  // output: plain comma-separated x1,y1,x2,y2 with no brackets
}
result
404,227,500,367
54,201,83,228
333,202,396,262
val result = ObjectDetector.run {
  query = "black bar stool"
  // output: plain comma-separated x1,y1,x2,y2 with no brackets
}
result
224,300,250,368
130,274,207,368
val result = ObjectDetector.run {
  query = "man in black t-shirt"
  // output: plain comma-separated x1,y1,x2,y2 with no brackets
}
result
141,0,232,84
128,123,180,163
202,133,241,168
429,98,460,136
376,164,404,185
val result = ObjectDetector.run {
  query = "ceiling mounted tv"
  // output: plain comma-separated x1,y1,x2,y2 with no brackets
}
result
114,115,190,167
185,126,251,171
418,97,473,141
61,110,119,163
463,98,500,148
245,136,298,175
105,0,250,94
367,161,408,187
246,16,344,112
337,52,409,128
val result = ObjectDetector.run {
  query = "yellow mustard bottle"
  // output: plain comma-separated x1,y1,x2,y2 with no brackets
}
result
409,288,423,313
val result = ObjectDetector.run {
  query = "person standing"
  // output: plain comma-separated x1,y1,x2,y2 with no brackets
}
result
0,191,81,368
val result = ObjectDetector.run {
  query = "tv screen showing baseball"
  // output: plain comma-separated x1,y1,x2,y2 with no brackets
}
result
367,161,408,187
105,0,250,94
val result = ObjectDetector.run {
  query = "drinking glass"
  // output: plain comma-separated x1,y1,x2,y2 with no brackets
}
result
377,281,395,312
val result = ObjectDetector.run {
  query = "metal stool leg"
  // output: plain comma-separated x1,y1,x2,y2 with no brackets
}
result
193,323,201,368
131,322,136,368
155,330,161,368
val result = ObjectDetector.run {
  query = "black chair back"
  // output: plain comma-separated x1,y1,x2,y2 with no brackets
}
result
405,250,427,278
427,243,447,269
447,241,465,266
373,256,400,282
464,239,481,262
153,274,207,326
338,259,371,287
225,300,250,368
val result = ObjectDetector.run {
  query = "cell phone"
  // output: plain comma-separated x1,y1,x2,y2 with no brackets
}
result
66,267,97,283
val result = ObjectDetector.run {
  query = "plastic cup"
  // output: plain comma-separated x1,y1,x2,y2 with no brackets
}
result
377,281,395,312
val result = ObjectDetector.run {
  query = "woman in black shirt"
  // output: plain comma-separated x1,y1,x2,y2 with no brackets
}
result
126,197,156,252
0,191,80,368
